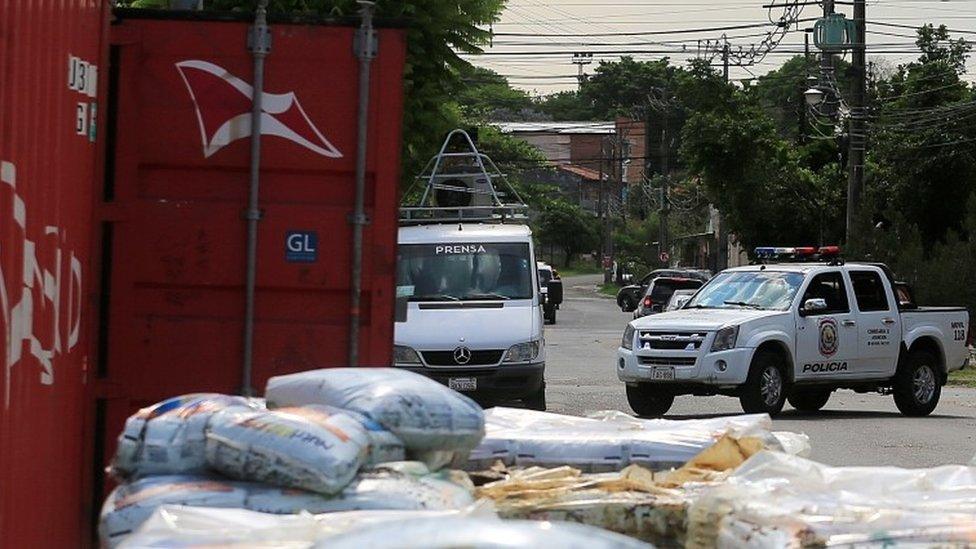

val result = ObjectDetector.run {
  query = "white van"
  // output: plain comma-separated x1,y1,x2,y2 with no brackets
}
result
393,130,546,409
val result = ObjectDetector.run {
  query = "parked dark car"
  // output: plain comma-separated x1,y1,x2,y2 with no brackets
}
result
616,268,711,312
631,277,704,318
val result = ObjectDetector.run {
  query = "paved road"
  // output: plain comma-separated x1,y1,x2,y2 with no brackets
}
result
545,274,976,467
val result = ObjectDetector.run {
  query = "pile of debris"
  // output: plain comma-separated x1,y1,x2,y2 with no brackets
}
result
99,374,976,548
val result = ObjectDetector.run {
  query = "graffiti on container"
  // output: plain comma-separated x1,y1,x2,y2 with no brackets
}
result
0,161,83,408
175,59,343,159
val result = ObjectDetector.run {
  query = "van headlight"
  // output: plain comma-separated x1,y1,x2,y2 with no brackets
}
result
394,345,422,365
621,324,636,350
504,340,541,363
711,326,740,352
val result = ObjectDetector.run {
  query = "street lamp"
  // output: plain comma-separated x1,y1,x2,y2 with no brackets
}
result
804,87,826,107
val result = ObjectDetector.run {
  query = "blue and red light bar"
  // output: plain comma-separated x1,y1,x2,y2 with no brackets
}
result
754,246,842,261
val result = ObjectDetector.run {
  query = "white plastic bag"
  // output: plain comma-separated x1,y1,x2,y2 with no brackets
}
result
99,475,248,548
119,504,497,548
313,517,653,549
111,393,262,479
265,368,485,455
469,408,796,472
687,451,976,548
206,407,368,495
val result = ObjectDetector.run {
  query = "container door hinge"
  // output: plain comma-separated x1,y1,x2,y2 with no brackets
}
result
348,212,371,225
248,25,272,55
243,208,264,221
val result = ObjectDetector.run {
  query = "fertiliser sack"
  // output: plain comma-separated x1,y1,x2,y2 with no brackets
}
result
303,404,405,465
313,517,653,549
110,393,263,480
206,406,368,495
246,464,475,514
99,475,248,548
265,368,485,455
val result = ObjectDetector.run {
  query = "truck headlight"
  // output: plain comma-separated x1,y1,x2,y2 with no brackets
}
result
622,324,636,350
711,326,740,352
394,345,422,365
504,340,541,363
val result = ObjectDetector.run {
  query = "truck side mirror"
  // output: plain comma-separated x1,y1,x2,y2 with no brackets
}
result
800,298,827,316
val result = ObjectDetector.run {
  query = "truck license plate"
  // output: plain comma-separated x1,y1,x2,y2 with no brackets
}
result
651,367,675,381
448,377,477,391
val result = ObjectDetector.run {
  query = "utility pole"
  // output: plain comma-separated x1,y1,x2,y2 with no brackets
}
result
820,0,835,116
848,0,866,245
659,115,670,267
722,42,730,82
572,52,592,90
597,137,606,272
715,61,729,272
800,28,812,143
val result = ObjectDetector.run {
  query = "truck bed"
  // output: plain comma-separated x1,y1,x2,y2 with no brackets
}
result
902,308,970,372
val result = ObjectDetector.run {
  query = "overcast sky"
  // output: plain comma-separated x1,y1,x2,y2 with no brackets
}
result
466,0,976,95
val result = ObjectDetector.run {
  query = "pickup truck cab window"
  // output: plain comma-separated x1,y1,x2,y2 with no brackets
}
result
799,272,850,315
850,270,891,312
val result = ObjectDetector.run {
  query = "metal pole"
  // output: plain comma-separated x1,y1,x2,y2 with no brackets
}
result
241,0,270,397
349,1,376,366
716,63,730,272
722,43,729,82
848,0,866,245
820,0,835,114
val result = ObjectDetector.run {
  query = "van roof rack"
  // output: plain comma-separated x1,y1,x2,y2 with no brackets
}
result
399,129,529,225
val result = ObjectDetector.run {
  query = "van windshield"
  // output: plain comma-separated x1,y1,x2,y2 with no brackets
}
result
398,243,534,301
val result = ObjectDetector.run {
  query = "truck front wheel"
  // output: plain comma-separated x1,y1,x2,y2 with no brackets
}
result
787,388,832,413
739,350,788,415
626,384,674,417
893,350,942,417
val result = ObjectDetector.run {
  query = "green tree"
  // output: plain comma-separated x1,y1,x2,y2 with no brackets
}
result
868,24,976,248
534,90,595,121
537,200,600,266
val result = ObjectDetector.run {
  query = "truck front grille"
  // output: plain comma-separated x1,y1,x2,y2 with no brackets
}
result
422,350,504,366
637,331,706,350
638,356,697,367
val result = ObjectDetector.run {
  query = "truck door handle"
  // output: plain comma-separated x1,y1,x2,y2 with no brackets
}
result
882,318,896,325
842,320,856,327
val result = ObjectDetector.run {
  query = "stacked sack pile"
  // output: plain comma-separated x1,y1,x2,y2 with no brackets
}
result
100,368,486,548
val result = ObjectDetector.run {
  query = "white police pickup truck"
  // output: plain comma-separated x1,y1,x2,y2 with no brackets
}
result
617,247,970,417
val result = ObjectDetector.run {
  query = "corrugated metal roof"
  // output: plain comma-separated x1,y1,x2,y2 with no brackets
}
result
492,121,616,135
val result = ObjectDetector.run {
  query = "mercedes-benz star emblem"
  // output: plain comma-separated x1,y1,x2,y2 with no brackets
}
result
453,346,472,365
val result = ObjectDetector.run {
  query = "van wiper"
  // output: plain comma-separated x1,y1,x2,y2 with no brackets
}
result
684,304,714,309
462,292,510,300
410,293,460,301
724,300,764,310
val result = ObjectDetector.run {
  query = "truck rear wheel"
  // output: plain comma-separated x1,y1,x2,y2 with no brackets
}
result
544,304,557,324
893,350,941,417
626,384,674,417
787,388,831,413
739,350,787,415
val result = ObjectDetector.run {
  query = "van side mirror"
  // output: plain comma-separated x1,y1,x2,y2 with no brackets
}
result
800,298,827,316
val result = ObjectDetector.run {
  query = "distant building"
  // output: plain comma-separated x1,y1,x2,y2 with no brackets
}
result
494,121,620,214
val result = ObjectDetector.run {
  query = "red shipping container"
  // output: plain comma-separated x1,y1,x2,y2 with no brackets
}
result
92,10,405,503
0,0,108,546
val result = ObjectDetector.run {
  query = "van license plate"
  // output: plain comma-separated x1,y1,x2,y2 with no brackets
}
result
448,377,477,391
651,367,675,381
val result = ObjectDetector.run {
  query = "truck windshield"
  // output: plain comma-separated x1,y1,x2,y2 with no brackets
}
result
684,271,804,311
397,243,534,301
